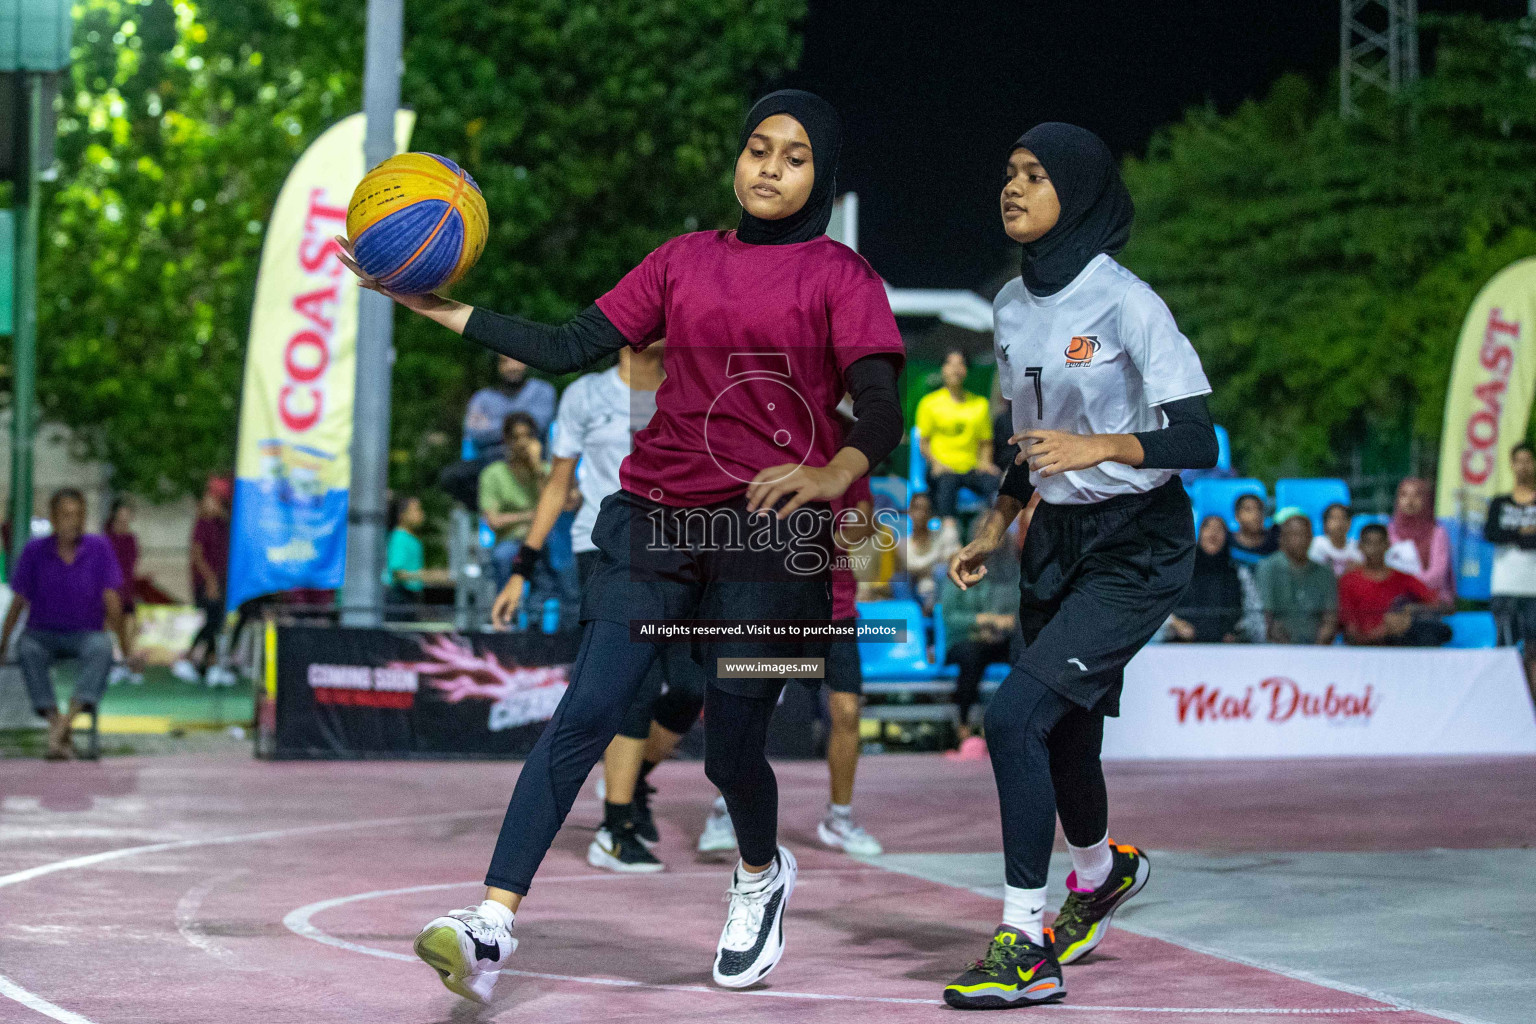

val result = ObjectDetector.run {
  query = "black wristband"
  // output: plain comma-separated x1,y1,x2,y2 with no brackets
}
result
510,544,543,580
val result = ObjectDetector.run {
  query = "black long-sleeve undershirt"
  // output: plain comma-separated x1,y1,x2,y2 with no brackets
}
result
996,394,1217,506
461,302,905,477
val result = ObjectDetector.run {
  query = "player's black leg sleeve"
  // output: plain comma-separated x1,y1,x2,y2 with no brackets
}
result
484,619,659,894
1046,704,1110,847
703,685,781,866
615,656,666,741
983,668,1079,889
652,644,708,734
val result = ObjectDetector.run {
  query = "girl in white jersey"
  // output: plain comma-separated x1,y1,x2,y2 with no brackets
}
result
942,123,1218,1010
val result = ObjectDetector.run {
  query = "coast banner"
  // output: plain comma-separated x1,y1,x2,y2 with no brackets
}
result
228,111,414,610
1435,258,1536,522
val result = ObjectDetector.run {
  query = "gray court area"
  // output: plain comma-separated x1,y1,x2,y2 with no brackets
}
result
870,849,1536,1024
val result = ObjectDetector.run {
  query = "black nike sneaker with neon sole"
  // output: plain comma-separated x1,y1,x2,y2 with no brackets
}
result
632,779,659,848
944,926,1066,1009
1051,842,1151,965
587,824,665,873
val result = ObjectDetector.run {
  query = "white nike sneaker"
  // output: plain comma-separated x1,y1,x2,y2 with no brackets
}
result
714,846,797,988
413,903,517,1004
170,659,201,683
817,811,884,857
698,796,737,854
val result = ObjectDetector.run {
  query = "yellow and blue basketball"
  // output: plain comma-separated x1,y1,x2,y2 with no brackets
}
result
346,152,489,294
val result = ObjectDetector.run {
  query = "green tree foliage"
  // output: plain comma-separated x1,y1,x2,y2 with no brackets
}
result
31,0,802,500
1119,15,1536,479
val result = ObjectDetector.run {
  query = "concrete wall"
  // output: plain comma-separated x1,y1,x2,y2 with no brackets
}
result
0,412,197,603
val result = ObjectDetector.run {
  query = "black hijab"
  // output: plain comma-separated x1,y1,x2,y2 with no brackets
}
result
735,90,842,245
1177,519,1244,641
1012,122,1134,296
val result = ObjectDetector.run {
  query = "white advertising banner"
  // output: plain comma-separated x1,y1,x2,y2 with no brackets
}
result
1103,645,1536,760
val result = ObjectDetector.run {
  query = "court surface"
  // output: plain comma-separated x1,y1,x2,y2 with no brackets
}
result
1,753,1531,1024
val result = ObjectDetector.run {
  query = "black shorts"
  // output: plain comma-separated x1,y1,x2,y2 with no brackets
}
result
1014,477,1195,717
581,489,833,698
1492,595,1536,648
796,617,863,695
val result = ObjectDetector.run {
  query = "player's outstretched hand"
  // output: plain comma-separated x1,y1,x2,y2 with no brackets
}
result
948,537,996,590
746,463,851,519
333,235,453,316
490,575,526,630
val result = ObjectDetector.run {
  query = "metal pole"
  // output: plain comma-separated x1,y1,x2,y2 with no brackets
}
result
341,0,403,625
10,74,42,564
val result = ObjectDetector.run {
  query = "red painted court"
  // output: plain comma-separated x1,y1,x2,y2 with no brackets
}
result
2,753,1532,1024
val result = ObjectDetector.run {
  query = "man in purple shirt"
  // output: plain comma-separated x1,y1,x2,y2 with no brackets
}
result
0,488,137,760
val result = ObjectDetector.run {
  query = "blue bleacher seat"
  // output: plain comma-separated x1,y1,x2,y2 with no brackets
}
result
1274,478,1351,531
857,599,948,682
869,475,908,514
1445,611,1497,649
1347,513,1390,542
1189,478,1267,532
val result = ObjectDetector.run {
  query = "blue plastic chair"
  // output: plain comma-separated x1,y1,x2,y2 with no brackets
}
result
1212,424,1233,474
1445,611,1497,649
1274,478,1351,532
856,599,947,682
869,475,908,514
1347,513,1391,542
1189,478,1267,532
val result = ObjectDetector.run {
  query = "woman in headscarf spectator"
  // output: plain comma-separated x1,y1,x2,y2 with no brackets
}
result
1166,515,1243,642
1309,502,1361,577
1386,478,1454,604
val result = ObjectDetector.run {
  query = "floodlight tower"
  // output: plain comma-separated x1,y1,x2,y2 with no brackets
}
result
1340,0,1420,118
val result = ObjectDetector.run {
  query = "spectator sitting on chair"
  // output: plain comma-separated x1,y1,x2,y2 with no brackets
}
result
0,488,138,760
1385,477,1455,604
939,531,1018,756
480,412,550,591
1166,515,1243,642
1485,441,1536,697
383,495,451,618
915,350,1000,530
902,492,960,612
438,356,557,509
1309,502,1361,577
1256,512,1338,644
1338,524,1453,647
1228,493,1278,566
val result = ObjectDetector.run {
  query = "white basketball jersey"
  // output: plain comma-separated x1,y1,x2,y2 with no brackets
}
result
994,254,1210,505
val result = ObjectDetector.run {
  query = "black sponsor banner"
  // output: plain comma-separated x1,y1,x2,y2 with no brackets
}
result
271,626,580,759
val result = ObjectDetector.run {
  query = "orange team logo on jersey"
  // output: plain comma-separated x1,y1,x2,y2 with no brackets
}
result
1065,335,1100,367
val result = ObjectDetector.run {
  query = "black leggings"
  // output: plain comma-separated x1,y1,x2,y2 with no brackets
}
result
484,619,780,893
983,668,1109,889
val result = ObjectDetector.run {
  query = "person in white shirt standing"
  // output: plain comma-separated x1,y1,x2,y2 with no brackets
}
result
943,123,1218,1010
1484,441,1536,699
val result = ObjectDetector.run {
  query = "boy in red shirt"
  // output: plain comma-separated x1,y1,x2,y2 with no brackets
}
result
1338,524,1452,646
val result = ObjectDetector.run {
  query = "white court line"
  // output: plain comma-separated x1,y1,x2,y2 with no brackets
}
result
281,879,1415,1014
175,870,255,969
0,808,503,1023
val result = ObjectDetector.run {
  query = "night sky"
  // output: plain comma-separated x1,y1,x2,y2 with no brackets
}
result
779,0,1527,291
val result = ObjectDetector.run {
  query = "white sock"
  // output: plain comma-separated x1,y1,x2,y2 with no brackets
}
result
735,857,779,890
712,795,729,815
477,899,514,930
828,802,852,819
1067,833,1113,892
1001,884,1047,946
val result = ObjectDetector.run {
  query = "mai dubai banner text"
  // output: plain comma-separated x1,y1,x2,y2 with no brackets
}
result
228,111,414,609
1435,258,1536,522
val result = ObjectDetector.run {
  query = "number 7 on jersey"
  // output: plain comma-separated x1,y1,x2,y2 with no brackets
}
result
1024,366,1043,419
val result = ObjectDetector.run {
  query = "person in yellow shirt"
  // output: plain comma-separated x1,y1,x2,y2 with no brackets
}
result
915,349,1001,528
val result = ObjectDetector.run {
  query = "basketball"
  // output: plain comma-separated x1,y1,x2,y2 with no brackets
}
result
346,152,489,295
